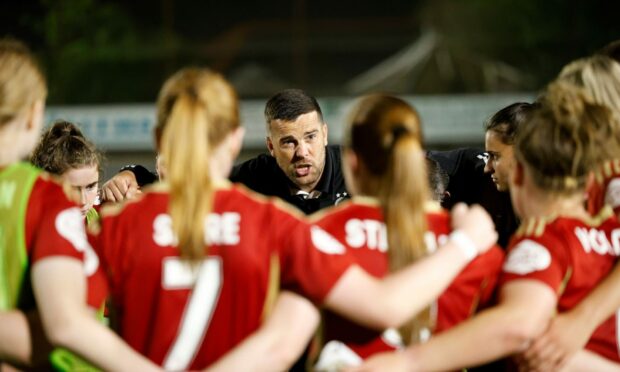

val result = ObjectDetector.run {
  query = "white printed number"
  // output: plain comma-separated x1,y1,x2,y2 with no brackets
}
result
162,257,223,370
55,208,99,276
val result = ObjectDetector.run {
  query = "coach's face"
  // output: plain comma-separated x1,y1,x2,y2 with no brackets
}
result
484,129,515,192
267,111,328,192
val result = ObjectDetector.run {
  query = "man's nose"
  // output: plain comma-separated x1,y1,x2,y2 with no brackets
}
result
295,141,310,158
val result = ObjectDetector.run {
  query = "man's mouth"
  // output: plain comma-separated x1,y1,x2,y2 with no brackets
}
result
294,164,311,177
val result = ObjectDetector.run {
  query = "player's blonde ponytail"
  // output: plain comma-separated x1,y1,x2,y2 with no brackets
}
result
345,94,430,343
156,68,239,260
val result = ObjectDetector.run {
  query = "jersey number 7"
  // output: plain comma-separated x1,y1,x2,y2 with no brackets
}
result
162,256,223,370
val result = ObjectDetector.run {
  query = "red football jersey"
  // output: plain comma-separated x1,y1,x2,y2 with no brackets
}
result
314,197,504,359
89,183,354,370
500,209,620,362
26,176,84,263
25,175,107,310
587,159,620,216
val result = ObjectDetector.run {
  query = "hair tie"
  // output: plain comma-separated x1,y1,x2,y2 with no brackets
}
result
563,176,578,189
385,125,408,149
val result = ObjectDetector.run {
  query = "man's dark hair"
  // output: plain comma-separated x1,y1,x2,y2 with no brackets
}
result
264,89,324,128
425,156,449,203
598,39,620,64
484,102,539,145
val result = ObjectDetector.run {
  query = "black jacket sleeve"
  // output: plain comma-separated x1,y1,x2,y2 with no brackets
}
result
119,165,158,187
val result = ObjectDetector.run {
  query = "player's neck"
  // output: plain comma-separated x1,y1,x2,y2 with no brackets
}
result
0,122,25,168
522,188,588,220
210,144,234,182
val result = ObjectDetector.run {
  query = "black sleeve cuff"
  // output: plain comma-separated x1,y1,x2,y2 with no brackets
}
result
119,164,158,187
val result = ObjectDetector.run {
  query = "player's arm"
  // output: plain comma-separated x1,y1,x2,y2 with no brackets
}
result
206,291,320,372
522,261,620,371
0,309,52,368
561,349,620,372
0,311,31,366
31,257,160,372
324,204,498,330
350,279,556,372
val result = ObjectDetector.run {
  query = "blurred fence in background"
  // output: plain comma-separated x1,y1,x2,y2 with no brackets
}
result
46,93,534,178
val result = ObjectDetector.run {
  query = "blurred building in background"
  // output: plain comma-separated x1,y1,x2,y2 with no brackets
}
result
2,0,619,176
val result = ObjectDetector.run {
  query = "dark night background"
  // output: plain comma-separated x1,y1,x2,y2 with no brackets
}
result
2,0,620,104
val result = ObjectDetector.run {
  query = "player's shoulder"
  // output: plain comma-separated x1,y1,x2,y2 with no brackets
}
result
424,201,449,219
308,196,381,225
510,209,616,250
31,171,79,208
593,158,620,185
228,181,307,221
513,214,562,240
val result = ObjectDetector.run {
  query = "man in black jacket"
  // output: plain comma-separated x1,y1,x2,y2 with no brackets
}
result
230,89,348,214
102,89,348,215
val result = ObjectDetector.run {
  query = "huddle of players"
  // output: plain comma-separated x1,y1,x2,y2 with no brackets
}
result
2,35,620,372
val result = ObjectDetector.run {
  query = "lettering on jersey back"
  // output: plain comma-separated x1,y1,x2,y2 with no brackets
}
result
311,226,346,254
574,227,620,256
0,181,16,209
345,219,449,253
206,213,240,246
153,212,241,247
56,207,99,276
345,219,387,252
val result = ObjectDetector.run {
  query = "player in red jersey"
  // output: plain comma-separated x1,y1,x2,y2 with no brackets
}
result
0,38,158,370
517,53,620,372
30,120,108,314
88,67,497,370
354,82,620,371
309,95,503,369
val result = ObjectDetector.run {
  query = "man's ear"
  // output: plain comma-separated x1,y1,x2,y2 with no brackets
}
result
266,136,275,157
322,123,328,146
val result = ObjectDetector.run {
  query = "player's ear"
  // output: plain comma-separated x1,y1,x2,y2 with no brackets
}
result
511,160,524,187
230,127,245,159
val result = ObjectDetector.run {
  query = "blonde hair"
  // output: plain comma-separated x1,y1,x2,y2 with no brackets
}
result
344,94,429,343
156,67,239,261
0,38,47,126
517,81,618,194
558,55,620,115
